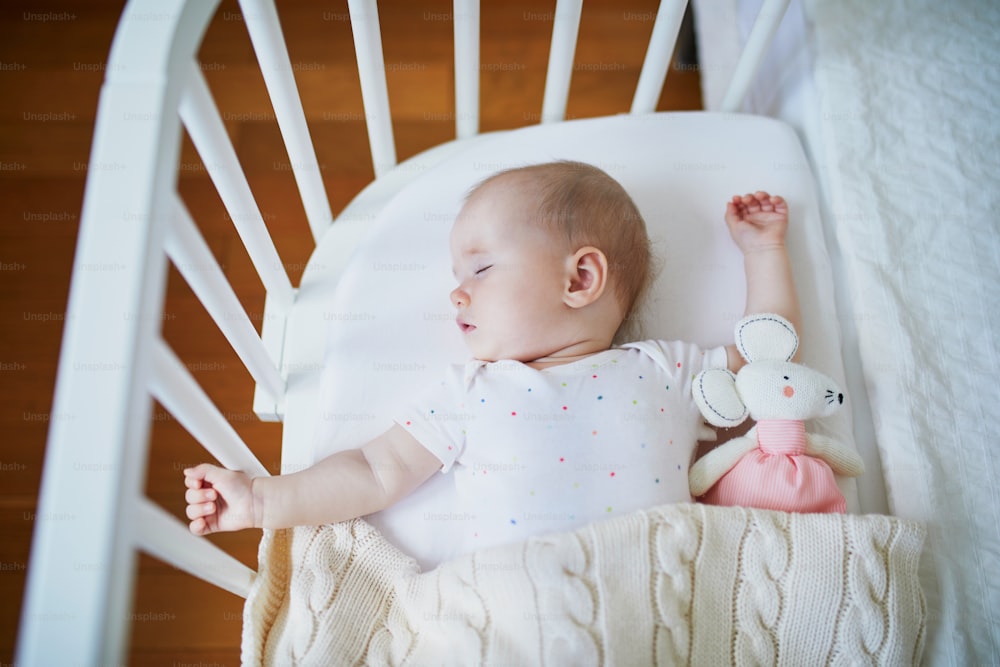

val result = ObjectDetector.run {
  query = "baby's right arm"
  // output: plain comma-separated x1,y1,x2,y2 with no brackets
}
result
184,423,441,535
723,192,801,372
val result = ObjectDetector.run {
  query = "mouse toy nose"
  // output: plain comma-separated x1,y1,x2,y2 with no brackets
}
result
826,389,845,406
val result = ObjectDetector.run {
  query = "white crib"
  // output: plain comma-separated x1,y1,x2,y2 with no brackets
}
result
17,0,930,664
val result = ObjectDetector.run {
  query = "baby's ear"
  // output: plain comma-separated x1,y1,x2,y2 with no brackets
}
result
735,313,798,363
692,369,748,427
563,246,609,308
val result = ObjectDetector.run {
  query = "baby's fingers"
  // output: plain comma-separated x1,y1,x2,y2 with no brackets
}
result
188,517,209,536
750,191,787,211
184,463,217,484
186,499,217,521
185,487,216,505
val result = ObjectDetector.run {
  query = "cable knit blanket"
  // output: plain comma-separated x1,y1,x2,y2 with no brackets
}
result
241,503,925,665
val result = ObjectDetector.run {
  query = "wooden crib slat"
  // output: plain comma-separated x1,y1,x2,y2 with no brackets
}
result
237,0,334,244
348,0,397,177
135,498,255,598
178,63,295,309
166,196,286,404
540,0,583,124
453,0,480,139
631,0,689,114
719,0,791,112
150,339,272,479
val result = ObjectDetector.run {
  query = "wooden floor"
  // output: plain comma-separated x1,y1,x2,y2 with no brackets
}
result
0,0,702,663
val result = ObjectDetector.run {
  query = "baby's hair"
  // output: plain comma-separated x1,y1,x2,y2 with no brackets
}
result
467,161,653,327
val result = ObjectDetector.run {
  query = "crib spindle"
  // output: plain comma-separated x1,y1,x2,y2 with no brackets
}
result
631,0,689,114
165,196,286,404
237,0,335,244
719,0,791,112
540,0,583,124
179,63,295,310
135,499,256,598
348,0,397,177
150,339,272,478
453,0,480,139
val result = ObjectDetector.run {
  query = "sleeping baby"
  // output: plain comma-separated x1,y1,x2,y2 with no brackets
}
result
183,161,799,553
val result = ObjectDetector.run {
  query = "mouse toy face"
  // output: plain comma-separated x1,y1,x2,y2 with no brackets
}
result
735,360,843,421
692,314,845,427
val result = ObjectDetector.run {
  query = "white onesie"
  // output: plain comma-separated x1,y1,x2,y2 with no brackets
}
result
396,340,727,553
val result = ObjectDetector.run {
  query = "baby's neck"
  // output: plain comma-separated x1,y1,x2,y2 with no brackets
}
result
523,339,613,370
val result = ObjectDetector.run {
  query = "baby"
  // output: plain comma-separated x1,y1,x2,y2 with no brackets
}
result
184,161,798,552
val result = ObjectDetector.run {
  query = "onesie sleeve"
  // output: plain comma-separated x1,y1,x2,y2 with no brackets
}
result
621,339,728,397
392,363,472,473
696,342,729,372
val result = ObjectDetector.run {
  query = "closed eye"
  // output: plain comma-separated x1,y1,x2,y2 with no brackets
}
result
475,264,493,276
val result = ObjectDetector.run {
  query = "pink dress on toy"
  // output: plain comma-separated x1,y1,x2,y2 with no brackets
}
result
702,419,846,513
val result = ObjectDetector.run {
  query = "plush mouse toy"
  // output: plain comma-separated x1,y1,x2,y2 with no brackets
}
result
689,314,864,513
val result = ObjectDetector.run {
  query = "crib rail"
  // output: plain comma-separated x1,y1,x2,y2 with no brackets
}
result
178,65,295,311
631,0,689,113
19,0,791,664
15,0,289,664
348,0,397,177
719,0,791,111
165,197,286,406
135,499,256,598
540,0,584,124
454,0,480,138
149,339,270,478
341,0,794,153
240,0,335,243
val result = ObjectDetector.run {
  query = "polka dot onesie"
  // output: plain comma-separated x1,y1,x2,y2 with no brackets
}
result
396,340,728,553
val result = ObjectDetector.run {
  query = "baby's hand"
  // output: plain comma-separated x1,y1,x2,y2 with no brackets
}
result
183,464,257,535
725,191,788,254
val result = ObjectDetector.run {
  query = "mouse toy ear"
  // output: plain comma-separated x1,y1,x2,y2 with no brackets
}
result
735,313,799,363
692,369,748,427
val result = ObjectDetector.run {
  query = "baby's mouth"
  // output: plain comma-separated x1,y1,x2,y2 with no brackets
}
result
456,319,476,334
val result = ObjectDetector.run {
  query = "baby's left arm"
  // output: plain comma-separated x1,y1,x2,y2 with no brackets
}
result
724,191,801,372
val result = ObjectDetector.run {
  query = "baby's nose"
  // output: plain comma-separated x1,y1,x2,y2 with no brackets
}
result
450,286,468,308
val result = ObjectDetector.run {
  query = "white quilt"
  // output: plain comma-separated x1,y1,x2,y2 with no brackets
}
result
806,2,1000,663
696,0,1000,663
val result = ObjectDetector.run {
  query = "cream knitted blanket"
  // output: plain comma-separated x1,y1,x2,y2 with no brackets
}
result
241,503,925,665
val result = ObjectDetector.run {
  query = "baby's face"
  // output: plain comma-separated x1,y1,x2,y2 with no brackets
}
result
449,181,571,362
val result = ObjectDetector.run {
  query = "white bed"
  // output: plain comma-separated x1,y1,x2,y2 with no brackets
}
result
694,0,1000,664
17,0,969,663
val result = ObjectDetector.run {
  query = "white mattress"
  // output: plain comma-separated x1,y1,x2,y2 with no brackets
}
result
694,1,1000,663
300,112,858,569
